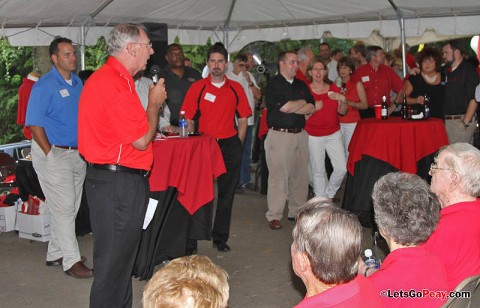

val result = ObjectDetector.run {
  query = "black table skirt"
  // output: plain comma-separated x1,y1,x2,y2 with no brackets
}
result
132,187,212,280
342,154,435,228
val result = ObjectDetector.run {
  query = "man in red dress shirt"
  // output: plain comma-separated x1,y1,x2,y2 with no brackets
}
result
353,45,403,118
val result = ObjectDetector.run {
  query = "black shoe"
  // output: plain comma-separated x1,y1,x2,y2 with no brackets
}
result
213,241,231,252
241,182,255,191
235,186,244,194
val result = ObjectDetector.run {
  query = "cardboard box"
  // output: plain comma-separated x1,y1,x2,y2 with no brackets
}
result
17,212,51,242
0,206,16,232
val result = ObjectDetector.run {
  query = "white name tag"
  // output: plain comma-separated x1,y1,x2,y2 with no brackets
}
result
204,92,216,103
59,89,70,97
361,76,370,83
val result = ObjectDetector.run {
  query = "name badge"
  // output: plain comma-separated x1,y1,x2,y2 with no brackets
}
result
59,89,70,97
361,76,370,83
204,92,216,103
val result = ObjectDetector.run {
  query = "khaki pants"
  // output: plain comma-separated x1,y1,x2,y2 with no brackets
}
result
445,118,477,145
265,129,309,221
31,140,86,270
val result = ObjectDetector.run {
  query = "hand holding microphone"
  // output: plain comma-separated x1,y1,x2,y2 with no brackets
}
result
150,64,160,85
147,64,167,112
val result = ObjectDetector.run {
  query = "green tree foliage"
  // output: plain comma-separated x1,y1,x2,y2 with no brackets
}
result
178,37,212,72
84,36,108,70
0,38,33,144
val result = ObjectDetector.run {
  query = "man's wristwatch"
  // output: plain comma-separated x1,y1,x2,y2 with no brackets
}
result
464,121,470,128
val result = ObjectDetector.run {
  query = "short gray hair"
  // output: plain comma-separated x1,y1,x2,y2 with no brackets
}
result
292,198,362,285
297,47,313,63
440,143,480,197
372,172,440,245
107,23,146,56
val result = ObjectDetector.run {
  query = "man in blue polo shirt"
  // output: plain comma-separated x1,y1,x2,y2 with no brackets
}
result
26,37,91,279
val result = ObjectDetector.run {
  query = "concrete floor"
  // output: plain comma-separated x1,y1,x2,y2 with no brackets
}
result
0,187,388,308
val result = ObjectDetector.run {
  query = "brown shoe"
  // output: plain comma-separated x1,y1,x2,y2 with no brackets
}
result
64,261,93,279
46,256,87,267
269,220,282,230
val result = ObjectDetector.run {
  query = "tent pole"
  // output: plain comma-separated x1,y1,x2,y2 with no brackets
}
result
388,0,407,78
80,25,86,71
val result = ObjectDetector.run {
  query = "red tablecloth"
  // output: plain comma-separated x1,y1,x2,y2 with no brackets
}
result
347,117,449,175
148,134,226,215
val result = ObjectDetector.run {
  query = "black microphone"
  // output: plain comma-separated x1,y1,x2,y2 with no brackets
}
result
150,65,160,85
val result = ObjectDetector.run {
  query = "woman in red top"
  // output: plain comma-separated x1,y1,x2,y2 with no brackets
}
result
305,57,348,200
335,57,368,157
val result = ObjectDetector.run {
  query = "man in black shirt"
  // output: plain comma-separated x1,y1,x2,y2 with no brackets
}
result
442,40,479,144
264,50,315,230
159,43,202,126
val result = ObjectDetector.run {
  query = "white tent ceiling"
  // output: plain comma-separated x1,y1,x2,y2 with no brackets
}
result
1,0,480,51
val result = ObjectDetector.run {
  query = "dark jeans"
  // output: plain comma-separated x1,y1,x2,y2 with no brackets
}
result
86,165,149,308
212,135,243,243
239,125,253,185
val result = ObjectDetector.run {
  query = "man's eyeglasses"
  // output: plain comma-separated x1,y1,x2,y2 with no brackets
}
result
429,161,452,173
132,42,153,49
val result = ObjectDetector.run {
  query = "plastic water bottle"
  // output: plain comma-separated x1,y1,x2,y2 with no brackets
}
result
179,111,188,138
364,249,381,269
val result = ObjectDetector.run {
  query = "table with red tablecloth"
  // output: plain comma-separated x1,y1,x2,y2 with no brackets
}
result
149,134,226,214
342,117,448,227
133,134,226,280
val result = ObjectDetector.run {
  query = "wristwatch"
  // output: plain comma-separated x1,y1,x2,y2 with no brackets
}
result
249,82,254,87
464,122,470,128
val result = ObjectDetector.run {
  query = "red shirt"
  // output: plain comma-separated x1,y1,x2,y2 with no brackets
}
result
305,84,340,136
353,63,403,107
339,78,361,124
181,76,251,139
78,57,152,170
295,70,310,87
17,77,36,139
369,246,448,307
295,275,381,308
423,199,480,290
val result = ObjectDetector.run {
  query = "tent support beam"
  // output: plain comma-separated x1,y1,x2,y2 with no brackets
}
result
388,0,407,78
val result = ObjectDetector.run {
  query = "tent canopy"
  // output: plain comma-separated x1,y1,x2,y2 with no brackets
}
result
1,0,480,51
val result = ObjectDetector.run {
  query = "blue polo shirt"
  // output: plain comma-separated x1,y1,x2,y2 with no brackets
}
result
26,66,83,147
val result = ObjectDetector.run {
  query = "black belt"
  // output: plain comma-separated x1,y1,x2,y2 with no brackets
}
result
270,127,303,134
53,145,77,150
91,164,149,177
444,114,465,120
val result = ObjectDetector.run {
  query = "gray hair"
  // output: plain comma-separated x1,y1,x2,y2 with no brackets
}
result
440,143,480,197
372,172,441,245
292,198,362,285
107,23,146,56
297,47,313,63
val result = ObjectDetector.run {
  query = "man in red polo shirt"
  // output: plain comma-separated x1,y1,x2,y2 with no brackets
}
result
353,45,403,118
182,44,251,252
78,23,166,308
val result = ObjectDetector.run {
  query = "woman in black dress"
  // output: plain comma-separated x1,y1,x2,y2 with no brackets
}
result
402,47,445,118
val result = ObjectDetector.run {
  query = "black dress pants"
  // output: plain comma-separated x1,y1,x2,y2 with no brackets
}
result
85,165,149,308
212,135,243,243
